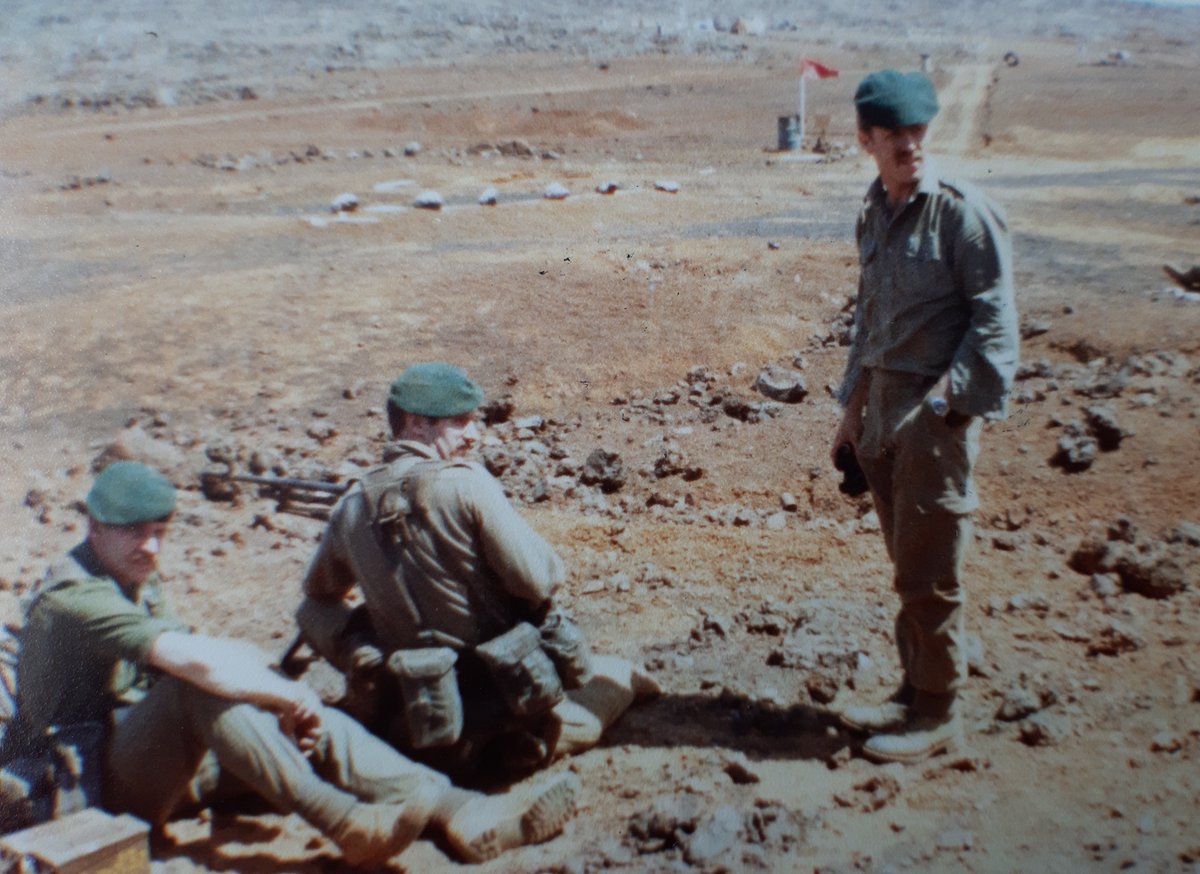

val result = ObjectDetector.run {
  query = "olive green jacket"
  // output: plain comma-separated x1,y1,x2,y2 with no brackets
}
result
839,160,1019,421
11,543,186,752
302,442,565,651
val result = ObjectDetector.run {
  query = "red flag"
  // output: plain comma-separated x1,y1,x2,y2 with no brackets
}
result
800,58,839,80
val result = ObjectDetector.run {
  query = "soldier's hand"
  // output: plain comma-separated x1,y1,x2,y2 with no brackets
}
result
349,643,385,676
831,414,864,467
277,682,325,754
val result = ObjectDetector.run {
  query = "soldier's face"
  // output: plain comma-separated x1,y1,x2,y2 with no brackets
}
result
89,518,170,590
860,123,928,193
426,413,481,460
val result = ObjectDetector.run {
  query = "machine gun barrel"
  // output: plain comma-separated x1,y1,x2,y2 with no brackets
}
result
225,473,351,494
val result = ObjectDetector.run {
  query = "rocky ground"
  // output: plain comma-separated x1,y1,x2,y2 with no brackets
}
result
1,1,1198,872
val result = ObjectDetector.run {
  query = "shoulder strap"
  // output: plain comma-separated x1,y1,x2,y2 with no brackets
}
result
358,461,436,637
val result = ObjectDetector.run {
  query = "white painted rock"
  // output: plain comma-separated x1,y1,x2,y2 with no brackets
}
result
330,192,359,212
543,182,570,200
414,190,445,210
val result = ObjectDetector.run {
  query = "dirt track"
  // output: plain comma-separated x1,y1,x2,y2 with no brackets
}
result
2,2,1199,872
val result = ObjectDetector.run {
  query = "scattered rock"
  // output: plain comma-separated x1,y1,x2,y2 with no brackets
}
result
498,140,535,157
478,186,498,206
1051,422,1097,472
1087,620,1144,656
1020,316,1051,339
580,449,625,492
543,182,570,200
721,754,760,785
684,805,741,865
330,192,359,212
1069,518,1195,599
996,682,1056,721
1018,712,1068,746
833,774,901,813
753,365,808,403
596,181,619,194
413,190,444,210
403,141,422,156
1149,730,1183,754
654,180,680,193
1083,405,1130,451
94,425,190,484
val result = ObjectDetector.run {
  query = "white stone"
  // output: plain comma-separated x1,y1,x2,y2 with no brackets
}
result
330,192,359,212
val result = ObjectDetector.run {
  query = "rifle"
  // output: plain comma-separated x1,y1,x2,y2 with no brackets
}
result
200,466,352,519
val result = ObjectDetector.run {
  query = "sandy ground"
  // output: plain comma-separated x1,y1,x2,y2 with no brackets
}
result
1,2,1199,872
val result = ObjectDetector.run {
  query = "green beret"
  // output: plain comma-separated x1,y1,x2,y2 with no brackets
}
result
388,362,484,418
854,70,939,129
86,461,176,525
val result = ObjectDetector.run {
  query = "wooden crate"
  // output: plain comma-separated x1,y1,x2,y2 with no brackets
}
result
0,808,149,874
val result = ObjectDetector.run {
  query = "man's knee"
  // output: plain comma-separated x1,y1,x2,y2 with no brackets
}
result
554,655,649,756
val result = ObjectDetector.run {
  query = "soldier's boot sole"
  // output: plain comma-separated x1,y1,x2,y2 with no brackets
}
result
839,700,910,734
862,716,962,764
446,771,580,864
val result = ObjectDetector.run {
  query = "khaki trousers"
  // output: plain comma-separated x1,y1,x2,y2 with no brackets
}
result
104,677,447,833
857,370,983,703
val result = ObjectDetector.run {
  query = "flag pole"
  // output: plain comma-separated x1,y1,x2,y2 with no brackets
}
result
798,75,806,145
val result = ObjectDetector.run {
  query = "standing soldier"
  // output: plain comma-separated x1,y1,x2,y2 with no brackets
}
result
298,363,655,781
6,461,578,866
831,70,1019,762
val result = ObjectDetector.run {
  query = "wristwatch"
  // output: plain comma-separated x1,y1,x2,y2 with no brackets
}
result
929,396,949,417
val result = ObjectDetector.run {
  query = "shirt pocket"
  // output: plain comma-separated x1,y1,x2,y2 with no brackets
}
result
900,230,949,295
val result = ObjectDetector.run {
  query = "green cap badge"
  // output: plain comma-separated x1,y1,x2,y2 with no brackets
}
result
388,362,484,418
854,70,939,129
86,461,176,525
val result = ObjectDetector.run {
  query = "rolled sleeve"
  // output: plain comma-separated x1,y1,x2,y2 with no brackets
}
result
51,583,184,666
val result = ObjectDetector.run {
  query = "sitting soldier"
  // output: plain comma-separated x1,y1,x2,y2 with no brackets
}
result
297,363,657,782
4,460,578,866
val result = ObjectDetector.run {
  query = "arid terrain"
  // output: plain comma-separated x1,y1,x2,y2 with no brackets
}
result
1,1,1198,872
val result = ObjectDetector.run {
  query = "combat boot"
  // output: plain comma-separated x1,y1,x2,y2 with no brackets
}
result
444,771,580,863
328,800,429,868
862,713,962,764
839,684,914,734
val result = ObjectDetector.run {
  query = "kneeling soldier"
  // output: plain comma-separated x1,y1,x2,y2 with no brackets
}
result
5,461,578,866
298,363,656,781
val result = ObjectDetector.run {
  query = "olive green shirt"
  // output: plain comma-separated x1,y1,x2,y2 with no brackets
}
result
302,442,565,651
839,161,1019,421
12,542,186,749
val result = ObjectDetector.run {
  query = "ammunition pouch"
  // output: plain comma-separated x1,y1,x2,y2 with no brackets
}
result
475,623,564,718
387,647,463,750
538,611,593,691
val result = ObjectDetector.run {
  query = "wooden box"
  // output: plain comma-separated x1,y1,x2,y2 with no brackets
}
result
0,808,149,874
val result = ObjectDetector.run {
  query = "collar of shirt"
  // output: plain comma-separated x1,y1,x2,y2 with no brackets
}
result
393,440,440,460
866,157,942,222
